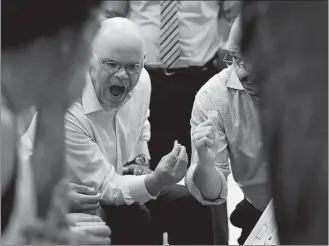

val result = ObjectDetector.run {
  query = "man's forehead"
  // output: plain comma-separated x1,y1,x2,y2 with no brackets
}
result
93,19,144,54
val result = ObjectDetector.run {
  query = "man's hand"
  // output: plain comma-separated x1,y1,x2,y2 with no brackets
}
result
145,141,188,196
122,164,153,176
192,110,220,167
69,213,111,245
23,216,111,245
66,213,104,226
68,183,101,215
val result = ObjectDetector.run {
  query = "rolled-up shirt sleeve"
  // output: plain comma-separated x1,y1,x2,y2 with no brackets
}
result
65,112,156,206
185,89,231,205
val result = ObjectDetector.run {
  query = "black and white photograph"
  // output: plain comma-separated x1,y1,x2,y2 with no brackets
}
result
1,0,328,245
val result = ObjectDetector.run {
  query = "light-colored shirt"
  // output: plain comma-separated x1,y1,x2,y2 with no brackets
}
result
21,68,155,206
185,66,271,211
101,1,241,68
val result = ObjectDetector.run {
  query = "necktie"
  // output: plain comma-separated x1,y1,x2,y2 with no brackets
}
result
160,0,180,68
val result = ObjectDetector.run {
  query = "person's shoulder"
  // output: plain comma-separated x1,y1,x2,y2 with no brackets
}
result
196,67,232,106
67,98,84,116
65,99,88,127
134,68,151,96
137,68,151,89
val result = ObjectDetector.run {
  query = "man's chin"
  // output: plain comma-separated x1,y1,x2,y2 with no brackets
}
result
246,89,258,97
103,96,129,111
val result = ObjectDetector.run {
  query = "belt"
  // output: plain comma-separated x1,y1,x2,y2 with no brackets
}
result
145,56,217,76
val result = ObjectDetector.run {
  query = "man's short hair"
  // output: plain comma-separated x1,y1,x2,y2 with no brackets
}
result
2,0,101,49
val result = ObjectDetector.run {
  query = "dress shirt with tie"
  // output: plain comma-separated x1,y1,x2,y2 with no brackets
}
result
21,68,156,206
101,1,241,68
185,66,271,211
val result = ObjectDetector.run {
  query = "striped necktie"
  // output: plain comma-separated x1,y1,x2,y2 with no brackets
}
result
160,0,180,68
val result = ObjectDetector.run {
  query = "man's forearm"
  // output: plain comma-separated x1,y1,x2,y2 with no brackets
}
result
193,163,222,201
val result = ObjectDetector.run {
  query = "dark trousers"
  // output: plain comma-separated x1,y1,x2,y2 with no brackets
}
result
146,62,219,169
102,185,215,245
230,198,263,245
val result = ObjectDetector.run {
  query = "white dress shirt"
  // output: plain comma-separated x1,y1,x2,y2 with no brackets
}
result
101,1,241,68
21,68,156,206
185,66,271,211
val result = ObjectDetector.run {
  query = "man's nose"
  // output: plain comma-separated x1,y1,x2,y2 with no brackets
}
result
115,67,129,80
238,65,249,76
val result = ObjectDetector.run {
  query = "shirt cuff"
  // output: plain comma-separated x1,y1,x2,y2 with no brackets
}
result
185,164,228,205
130,141,151,161
125,174,157,204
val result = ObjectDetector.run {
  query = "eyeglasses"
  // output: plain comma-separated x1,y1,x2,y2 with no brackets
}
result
95,53,142,75
223,51,247,69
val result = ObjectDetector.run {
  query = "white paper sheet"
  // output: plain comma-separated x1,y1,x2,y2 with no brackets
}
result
244,200,280,245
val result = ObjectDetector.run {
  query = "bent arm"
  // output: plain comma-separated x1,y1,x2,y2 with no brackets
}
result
64,112,156,206
186,92,231,205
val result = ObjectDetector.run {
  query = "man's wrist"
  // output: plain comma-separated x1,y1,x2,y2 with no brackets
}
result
198,157,216,169
134,154,150,167
144,173,163,197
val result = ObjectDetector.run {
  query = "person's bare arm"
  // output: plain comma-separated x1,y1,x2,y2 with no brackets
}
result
191,111,227,200
186,90,231,204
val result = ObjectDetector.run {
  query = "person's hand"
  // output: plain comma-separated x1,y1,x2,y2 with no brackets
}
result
22,218,111,245
66,213,104,226
192,110,220,166
68,183,101,215
22,179,71,244
71,222,111,245
69,213,111,245
145,141,188,195
122,164,153,176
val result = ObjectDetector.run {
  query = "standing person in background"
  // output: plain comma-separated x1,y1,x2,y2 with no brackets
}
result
1,0,110,244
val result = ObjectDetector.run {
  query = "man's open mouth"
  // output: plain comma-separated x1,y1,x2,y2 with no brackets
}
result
109,85,125,98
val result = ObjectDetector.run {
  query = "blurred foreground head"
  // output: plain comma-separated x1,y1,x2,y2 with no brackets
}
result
2,0,102,113
240,1,328,244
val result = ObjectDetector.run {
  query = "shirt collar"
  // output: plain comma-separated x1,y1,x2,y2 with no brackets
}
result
226,66,245,91
82,73,104,115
